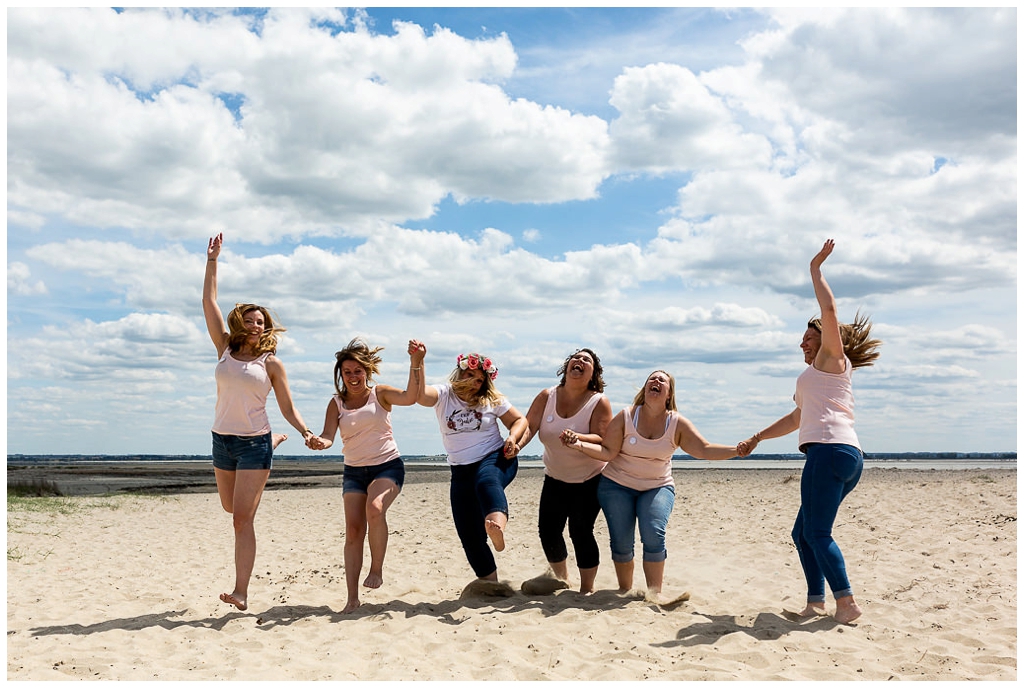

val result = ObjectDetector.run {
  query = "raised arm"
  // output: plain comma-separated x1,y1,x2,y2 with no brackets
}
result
674,414,738,461
810,239,845,373
203,233,230,356
736,407,801,456
377,339,428,408
265,356,314,443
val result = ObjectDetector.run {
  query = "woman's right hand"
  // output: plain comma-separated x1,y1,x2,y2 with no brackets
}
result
208,233,223,261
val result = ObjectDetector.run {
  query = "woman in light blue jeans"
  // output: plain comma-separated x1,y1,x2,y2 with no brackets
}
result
564,370,738,596
738,240,881,625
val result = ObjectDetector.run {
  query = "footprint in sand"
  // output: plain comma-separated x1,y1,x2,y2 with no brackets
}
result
459,579,516,600
520,575,570,596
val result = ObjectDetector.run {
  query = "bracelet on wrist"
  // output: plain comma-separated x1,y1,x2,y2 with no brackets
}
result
410,366,422,370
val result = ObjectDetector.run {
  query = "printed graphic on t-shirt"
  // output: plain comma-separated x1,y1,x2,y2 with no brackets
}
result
447,408,483,432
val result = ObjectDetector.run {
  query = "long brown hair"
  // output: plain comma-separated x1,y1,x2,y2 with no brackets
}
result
226,304,283,355
808,309,882,369
333,338,384,398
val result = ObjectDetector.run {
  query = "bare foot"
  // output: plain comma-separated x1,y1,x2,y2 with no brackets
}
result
485,518,505,552
797,603,827,617
342,598,361,613
363,571,383,589
834,599,863,625
220,591,248,611
272,433,288,449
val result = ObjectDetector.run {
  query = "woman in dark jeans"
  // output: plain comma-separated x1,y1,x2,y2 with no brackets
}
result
738,239,881,624
415,348,528,582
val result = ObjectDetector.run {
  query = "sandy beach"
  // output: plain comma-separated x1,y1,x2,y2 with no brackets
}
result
6,465,1016,680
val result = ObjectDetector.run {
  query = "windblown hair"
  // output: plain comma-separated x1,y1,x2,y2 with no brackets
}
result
334,338,384,398
631,370,678,411
226,304,283,355
808,309,882,369
557,348,606,392
449,363,504,409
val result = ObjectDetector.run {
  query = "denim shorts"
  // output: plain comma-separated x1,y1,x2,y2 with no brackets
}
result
211,431,273,471
343,457,406,494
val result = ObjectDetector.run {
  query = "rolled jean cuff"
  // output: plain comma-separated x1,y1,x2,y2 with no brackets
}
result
832,588,854,600
807,594,827,603
611,551,635,564
642,548,668,563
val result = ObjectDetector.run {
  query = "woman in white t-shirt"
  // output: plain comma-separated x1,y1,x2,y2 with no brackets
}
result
415,348,529,582
202,233,316,612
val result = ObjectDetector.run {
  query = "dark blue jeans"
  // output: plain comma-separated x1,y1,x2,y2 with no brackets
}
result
538,473,602,569
449,449,519,578
792,443,863,602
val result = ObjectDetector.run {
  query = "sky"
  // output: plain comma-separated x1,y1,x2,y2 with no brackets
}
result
5,7,1018,457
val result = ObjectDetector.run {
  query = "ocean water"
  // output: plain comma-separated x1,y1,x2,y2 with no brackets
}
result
6,453,1017,471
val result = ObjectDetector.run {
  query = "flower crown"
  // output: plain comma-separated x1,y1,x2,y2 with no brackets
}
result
457,353,498,380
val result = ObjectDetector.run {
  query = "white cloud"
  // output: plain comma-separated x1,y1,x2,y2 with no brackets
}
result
8,8,612,243
7,262,48,296
608,62,772,172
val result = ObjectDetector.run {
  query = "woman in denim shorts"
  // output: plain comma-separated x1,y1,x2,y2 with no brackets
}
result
306,337,426,612
204,233,317,612
563,370,738,600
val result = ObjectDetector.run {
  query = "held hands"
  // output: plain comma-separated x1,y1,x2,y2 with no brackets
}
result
810,239,834,270
503,435,520,459
736,434,761,457
207,233,223,261
559,429,581,449
305,434,330,451
408,339,426,367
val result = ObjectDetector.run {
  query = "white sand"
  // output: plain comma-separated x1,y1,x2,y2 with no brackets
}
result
6,467,1016,680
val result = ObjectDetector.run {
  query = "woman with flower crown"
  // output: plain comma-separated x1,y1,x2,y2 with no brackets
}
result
415,346,529,583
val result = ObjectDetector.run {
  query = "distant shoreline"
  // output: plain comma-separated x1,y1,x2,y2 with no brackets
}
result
6,454,1016,497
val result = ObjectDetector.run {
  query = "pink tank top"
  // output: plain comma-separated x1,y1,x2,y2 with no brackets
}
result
212,350,272,436
602,407,677,491
334,387,401,467
794,356,860,451
538,387,606,483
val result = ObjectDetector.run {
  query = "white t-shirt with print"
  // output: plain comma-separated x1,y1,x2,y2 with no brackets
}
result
432,383,511,465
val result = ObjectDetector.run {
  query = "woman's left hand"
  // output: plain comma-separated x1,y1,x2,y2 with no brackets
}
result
503,436,520,458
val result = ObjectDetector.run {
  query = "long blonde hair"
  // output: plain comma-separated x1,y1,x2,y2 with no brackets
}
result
808,309,882,369
449,366,504,408
227,304,283,355
631,370,678,411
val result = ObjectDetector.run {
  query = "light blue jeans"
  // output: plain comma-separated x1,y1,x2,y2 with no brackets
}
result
597,475,675,563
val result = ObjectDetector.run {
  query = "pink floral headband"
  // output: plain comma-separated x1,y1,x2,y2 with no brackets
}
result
457,353,498,380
